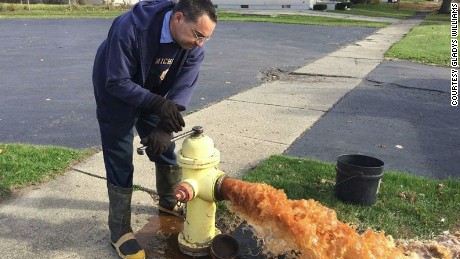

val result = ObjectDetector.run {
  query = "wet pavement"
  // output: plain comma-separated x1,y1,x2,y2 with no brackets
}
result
135,212,201,259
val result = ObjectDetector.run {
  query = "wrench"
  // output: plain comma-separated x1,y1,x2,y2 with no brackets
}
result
137,126,203,155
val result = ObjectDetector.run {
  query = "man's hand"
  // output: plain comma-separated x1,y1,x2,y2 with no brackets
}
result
150,96,186,133
140,128,172,156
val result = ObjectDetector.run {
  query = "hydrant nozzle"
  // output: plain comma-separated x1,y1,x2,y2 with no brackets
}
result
174,182,195,203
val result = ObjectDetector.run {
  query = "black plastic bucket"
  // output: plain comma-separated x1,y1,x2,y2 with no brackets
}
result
334,154,384,206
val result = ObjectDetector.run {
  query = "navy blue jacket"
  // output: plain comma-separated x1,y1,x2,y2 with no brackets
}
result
92,0,205,122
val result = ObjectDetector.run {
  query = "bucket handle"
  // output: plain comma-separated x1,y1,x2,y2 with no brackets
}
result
335,173,360,187
335,167,383,187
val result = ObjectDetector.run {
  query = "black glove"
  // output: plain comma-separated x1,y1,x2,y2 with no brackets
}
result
150,96,186,133
140,128,172,156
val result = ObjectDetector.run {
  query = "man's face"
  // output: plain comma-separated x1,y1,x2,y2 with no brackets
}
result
170,12,216,50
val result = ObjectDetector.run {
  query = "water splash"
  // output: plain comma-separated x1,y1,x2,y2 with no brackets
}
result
222,178,411,259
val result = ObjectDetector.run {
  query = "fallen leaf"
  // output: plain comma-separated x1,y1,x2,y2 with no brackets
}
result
399,192,406,199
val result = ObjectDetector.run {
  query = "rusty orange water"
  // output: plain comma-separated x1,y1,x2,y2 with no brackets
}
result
135,209,212,259
221,178,410,259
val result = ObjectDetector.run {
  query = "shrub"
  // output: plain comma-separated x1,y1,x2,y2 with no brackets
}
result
313,3,327,10
3,3,16,11
350,0,370,4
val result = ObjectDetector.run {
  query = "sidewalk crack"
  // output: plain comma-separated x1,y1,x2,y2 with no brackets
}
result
222,133,291,145
367,79,449,94
227,99,305,109
227,99,329,112
290,72,359,79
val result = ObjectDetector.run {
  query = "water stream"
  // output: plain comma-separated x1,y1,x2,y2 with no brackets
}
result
221,178,410,259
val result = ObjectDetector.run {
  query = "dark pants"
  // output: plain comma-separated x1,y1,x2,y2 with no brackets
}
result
98,112,176,188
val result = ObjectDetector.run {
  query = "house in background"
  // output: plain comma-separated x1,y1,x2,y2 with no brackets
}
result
212,0,311,9
108,0,313,9
21,0,315,8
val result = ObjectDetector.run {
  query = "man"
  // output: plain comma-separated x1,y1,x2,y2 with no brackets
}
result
92,0,217,258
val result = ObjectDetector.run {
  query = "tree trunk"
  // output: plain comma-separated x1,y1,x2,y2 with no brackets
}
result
439,0,452,14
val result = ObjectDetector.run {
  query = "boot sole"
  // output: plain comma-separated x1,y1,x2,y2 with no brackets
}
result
111,232,146,259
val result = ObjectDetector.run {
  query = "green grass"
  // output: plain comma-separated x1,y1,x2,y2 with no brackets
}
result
385,13,450,66
217,12,388,28
241,155,460,240
0,3,128,18
0,4,388,27
0,144,94,198
331,3,417,19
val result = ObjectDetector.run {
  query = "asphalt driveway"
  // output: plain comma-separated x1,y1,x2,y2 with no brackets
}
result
285,61,459,179
0,19,376,148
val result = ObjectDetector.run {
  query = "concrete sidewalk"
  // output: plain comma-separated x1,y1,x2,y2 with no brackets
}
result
0,14,425,258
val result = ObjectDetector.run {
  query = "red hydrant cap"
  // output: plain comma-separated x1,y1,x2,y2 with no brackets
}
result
174,183,195,203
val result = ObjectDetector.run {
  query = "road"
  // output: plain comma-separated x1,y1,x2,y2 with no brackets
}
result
0,19,376,148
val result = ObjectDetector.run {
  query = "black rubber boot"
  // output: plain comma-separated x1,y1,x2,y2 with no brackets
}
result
107,183,146,259
155,164,184,216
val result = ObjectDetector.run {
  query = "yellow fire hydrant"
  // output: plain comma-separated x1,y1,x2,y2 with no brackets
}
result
174,126,227,257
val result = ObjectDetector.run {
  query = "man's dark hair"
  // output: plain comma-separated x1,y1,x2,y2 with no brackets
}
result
173,0,217,24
